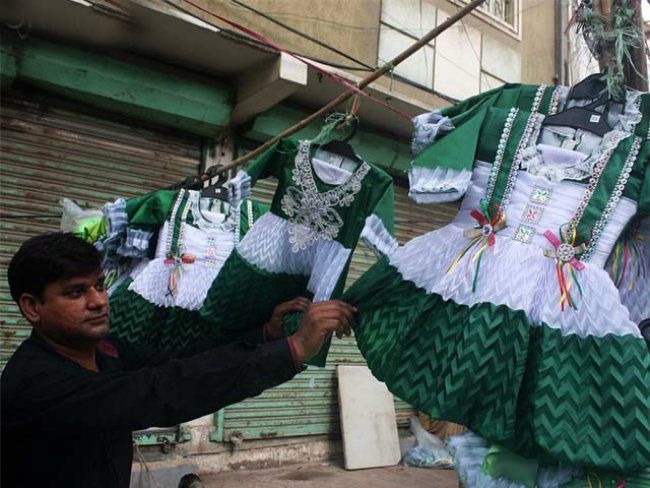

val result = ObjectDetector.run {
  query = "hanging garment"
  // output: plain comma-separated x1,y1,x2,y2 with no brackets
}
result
343,83,650,481
416,82,650,329
98,189,268,348
199,138,396,365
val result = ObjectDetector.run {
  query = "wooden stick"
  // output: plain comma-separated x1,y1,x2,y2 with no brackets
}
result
209,0,487,177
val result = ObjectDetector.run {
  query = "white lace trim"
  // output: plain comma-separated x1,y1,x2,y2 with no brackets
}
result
520,144,590,183
236,213,351,301
360,214,399,258
617,88,644,133
281,141,370,252
447,432,580,488
528,112,631,183
408,166,472,203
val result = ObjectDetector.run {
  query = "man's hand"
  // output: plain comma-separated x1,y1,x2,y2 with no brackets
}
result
289,300,357,363
264,297,312,341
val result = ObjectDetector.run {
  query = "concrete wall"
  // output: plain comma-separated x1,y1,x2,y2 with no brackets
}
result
200,0,381,68
521,0,557,84
183,0,558,106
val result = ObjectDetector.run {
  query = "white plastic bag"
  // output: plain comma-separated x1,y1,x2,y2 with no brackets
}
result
403,415,453,469
60,198,103,234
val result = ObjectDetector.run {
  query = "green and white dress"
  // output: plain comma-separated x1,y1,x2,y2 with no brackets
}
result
199,138,395,364
103,189,268,348
344,84,650,483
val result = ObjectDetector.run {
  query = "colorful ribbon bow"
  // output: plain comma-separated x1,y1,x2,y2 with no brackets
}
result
543,224,586,311
164,253,196,298
447,200,506,292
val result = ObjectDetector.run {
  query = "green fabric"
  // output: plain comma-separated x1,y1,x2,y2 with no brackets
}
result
576,134,641,245
125,189,179,231
342,258,650,472
372,183,396,235
487,108,532,208
200,249,310,331
481,444,538,488
413,102,492,174
109,280,215,348
242,138,395,249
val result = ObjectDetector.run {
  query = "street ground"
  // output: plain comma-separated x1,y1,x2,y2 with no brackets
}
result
201,462,458,488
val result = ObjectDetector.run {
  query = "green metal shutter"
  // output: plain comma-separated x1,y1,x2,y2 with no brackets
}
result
0,95,202,366
221,177,457,442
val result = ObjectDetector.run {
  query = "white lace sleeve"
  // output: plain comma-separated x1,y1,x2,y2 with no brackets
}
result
411,111,455,156
408,166,472,204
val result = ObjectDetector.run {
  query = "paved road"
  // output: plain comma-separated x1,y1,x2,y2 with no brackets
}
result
202,462,458,487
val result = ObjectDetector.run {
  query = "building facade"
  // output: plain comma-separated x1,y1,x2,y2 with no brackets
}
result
0,0,561,475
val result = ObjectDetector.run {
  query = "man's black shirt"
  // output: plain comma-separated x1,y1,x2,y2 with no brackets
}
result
1,331,297,487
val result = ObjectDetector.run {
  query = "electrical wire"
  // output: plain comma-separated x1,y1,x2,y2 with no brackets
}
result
159,0,373,72
224,0,375,71
177,0,415,120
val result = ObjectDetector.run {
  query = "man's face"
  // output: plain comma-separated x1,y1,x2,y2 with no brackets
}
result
19,270,110,345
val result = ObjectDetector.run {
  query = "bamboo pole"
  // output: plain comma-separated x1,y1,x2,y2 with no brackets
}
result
208,0,487,177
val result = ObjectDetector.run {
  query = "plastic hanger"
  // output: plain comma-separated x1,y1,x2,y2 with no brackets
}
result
567,72,607,100
542,91,612,137
200,165,230,202
317,118,362,166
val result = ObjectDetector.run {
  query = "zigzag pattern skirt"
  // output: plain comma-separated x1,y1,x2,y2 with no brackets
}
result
343,258,650,473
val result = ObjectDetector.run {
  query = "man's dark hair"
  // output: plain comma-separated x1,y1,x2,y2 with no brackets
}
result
8,232,102,302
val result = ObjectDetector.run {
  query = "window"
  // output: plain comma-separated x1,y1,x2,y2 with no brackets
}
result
479,0,516,26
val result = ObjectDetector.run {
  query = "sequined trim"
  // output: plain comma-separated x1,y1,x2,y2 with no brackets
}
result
165,190,186,257
514,224,534,243
547,86,563,115
522,204,544,224
531,185,553,204
501,112,542,209
582,136,642,260
281,141,370,252
531,85,547,113
485,108,518,204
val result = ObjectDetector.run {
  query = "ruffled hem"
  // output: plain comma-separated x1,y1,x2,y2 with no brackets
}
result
360,214,399,257
447,432,579,488
236,213,351,301
408,166,472,204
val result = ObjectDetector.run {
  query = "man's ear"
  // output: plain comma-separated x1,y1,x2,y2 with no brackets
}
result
18,293,42,324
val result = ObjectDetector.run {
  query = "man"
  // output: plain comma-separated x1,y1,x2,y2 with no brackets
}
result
1,232,356,487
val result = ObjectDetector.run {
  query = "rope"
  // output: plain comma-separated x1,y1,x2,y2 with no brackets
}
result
180,0,487,183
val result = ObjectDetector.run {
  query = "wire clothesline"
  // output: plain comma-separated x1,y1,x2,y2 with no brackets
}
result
174,0,487,182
